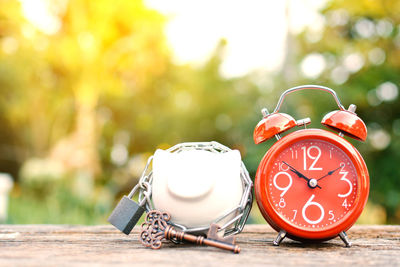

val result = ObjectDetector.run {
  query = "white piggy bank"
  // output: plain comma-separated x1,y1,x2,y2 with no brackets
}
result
152,148,243,231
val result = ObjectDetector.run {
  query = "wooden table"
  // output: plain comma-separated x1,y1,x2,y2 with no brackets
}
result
0,225,399,266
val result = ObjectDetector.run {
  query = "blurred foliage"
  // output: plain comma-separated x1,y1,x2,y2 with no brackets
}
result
0,0,399,224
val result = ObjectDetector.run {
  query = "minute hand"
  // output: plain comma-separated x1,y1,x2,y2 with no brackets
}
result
317,164,343,181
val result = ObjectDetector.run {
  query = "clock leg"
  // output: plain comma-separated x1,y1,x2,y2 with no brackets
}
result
339,231,352,247
273,230,287,246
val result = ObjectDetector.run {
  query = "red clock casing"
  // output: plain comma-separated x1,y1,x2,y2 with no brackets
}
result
255,128,369,241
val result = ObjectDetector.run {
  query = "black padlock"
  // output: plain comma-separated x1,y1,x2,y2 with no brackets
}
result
108,185,146,235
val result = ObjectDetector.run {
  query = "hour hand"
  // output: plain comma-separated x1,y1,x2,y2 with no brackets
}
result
289,168,308,181
282,161,321,189
282,161,309,181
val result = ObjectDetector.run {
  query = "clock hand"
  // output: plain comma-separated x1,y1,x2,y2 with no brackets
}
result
317,163,344,181
282,161,321,189
282,161,309,181
289,168,304,180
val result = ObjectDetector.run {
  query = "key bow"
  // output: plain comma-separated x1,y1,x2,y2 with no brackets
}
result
140,210,170,249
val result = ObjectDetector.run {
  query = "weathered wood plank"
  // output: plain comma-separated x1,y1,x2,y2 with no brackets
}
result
0,225,399,266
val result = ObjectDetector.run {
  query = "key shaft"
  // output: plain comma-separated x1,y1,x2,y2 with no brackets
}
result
164,226,240,253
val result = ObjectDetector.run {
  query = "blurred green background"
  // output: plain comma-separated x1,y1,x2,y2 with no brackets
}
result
0,0,399,225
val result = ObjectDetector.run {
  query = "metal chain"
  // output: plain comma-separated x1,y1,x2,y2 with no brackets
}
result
138,156,154,210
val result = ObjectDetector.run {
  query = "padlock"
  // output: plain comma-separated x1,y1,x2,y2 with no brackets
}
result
108,184,146,235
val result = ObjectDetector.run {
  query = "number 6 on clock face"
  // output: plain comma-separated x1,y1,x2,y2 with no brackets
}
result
302,194,324,225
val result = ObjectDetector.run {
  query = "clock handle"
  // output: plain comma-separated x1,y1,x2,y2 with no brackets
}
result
273,85,346,113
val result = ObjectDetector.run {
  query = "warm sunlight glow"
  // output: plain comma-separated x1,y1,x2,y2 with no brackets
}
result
145,0,326,77
19,0,62,35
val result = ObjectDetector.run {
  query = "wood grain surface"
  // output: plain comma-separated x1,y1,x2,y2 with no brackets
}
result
0,224,399,266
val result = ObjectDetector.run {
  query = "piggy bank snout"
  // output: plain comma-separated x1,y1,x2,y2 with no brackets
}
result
167,172,215,200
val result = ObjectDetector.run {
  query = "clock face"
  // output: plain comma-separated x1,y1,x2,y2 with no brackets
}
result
266,139,358,230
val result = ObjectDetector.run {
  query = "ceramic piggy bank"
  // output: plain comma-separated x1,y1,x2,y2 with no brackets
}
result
150,142,252,235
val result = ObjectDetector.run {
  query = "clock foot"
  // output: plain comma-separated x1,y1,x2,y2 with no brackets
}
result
273,230,286,246
339,231,352,247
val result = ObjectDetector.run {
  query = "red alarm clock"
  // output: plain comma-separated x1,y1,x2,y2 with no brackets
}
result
253,85,369,247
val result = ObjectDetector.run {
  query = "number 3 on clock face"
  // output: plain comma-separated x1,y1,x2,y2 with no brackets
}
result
255,129,369,241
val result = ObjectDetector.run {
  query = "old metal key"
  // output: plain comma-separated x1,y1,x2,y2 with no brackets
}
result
140,210,241,253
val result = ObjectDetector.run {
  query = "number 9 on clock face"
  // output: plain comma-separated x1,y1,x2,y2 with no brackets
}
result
255,129,369,241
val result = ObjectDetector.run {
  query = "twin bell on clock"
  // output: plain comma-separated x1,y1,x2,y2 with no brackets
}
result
108,84,369,251
253,85,369,247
